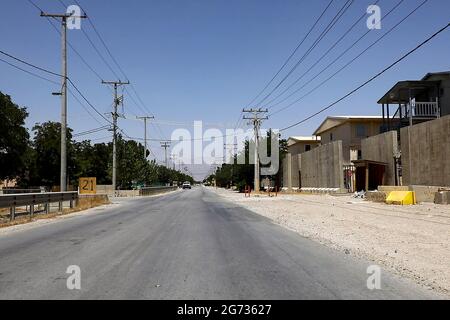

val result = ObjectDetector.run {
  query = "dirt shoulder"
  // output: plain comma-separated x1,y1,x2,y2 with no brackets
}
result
211,188,450,297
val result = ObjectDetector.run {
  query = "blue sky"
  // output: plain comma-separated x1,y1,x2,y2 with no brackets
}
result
1,0,449,179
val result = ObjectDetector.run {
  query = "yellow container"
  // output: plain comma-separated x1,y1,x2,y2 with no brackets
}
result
386,191,416,205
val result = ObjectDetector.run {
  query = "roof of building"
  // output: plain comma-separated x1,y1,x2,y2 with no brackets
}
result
377,71,450,104
377,80,441,104
287,136,321,146
422,71,450,80
313,116,383,136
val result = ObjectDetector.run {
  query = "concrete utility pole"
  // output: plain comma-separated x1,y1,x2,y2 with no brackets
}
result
160,142,171,168
101,80,130,194
136,116,154,160
41,11,86,191
243,108,268,193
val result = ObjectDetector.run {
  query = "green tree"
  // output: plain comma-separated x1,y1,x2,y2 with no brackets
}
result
30,121,75,188
72,140,112,185
208,132,287,192
0,92,30,180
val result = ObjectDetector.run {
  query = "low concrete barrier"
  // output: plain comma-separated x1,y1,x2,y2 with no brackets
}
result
139,186,178,196
409,185,442,203
365,191,387,203
435,191,450,205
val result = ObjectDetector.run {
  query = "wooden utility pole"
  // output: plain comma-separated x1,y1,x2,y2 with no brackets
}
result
160,142,171,168
101,80,130,194
40,11,86,191
136,116,154,160
243,108,268,193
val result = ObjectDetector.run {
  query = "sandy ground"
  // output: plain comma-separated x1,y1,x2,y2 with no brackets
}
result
211,187,450,297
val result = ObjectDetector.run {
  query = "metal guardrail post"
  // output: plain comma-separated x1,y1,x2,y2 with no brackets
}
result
45,202,50,214
10,206,15,221
30,204,34,219
58,201,63,213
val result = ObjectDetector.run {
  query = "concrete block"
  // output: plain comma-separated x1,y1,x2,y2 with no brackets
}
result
366,191,387,203
409,185,442,203
378,186,409,193
434,191,450,205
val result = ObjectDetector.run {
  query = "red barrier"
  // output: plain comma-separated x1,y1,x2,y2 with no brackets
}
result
244,185,251,197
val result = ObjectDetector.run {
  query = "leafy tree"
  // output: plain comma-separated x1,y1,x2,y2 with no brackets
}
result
72,141,111,185
0,89,194,189
208,132,287,192
0,92,30,180
30,121,75,188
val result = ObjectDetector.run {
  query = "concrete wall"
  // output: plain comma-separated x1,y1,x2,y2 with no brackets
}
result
298,141,344,189
97,185,114,195
282,153,299,190
282,156,290,189
361,130,399,186
400,115,450,187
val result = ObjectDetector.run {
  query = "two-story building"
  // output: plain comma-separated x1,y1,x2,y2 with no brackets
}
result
378,71,450,132
313,116,385,164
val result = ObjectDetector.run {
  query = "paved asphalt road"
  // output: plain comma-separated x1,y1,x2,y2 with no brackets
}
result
0,187,438,299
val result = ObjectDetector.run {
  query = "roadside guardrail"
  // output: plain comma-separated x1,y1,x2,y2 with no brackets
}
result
0,192,78,221
0,188,43,195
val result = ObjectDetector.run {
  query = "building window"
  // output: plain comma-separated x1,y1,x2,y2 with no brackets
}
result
330,133,333,141
356,124,367,137
358,150,362,160
305,145,311,152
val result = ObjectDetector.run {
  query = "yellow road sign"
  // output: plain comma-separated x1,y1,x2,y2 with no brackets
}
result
79,177,97,194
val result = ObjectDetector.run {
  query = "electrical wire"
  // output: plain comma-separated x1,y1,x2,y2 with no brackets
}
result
280,22,450,132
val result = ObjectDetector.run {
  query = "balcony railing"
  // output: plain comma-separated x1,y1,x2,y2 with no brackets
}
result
403,101,439,118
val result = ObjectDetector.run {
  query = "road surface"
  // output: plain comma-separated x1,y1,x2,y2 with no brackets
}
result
0,187,438,299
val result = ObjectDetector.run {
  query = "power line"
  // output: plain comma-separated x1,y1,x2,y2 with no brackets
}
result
234,0,335,131
280,21,450,132
254,0,354,107
0,57,59,85
73,125,110,138
0,52,110,126
0,48,137,141
270,0,428,117
263,0,386,109
71,0,167,140
57,0,122,81
244,0,335,109
0,49,62,78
